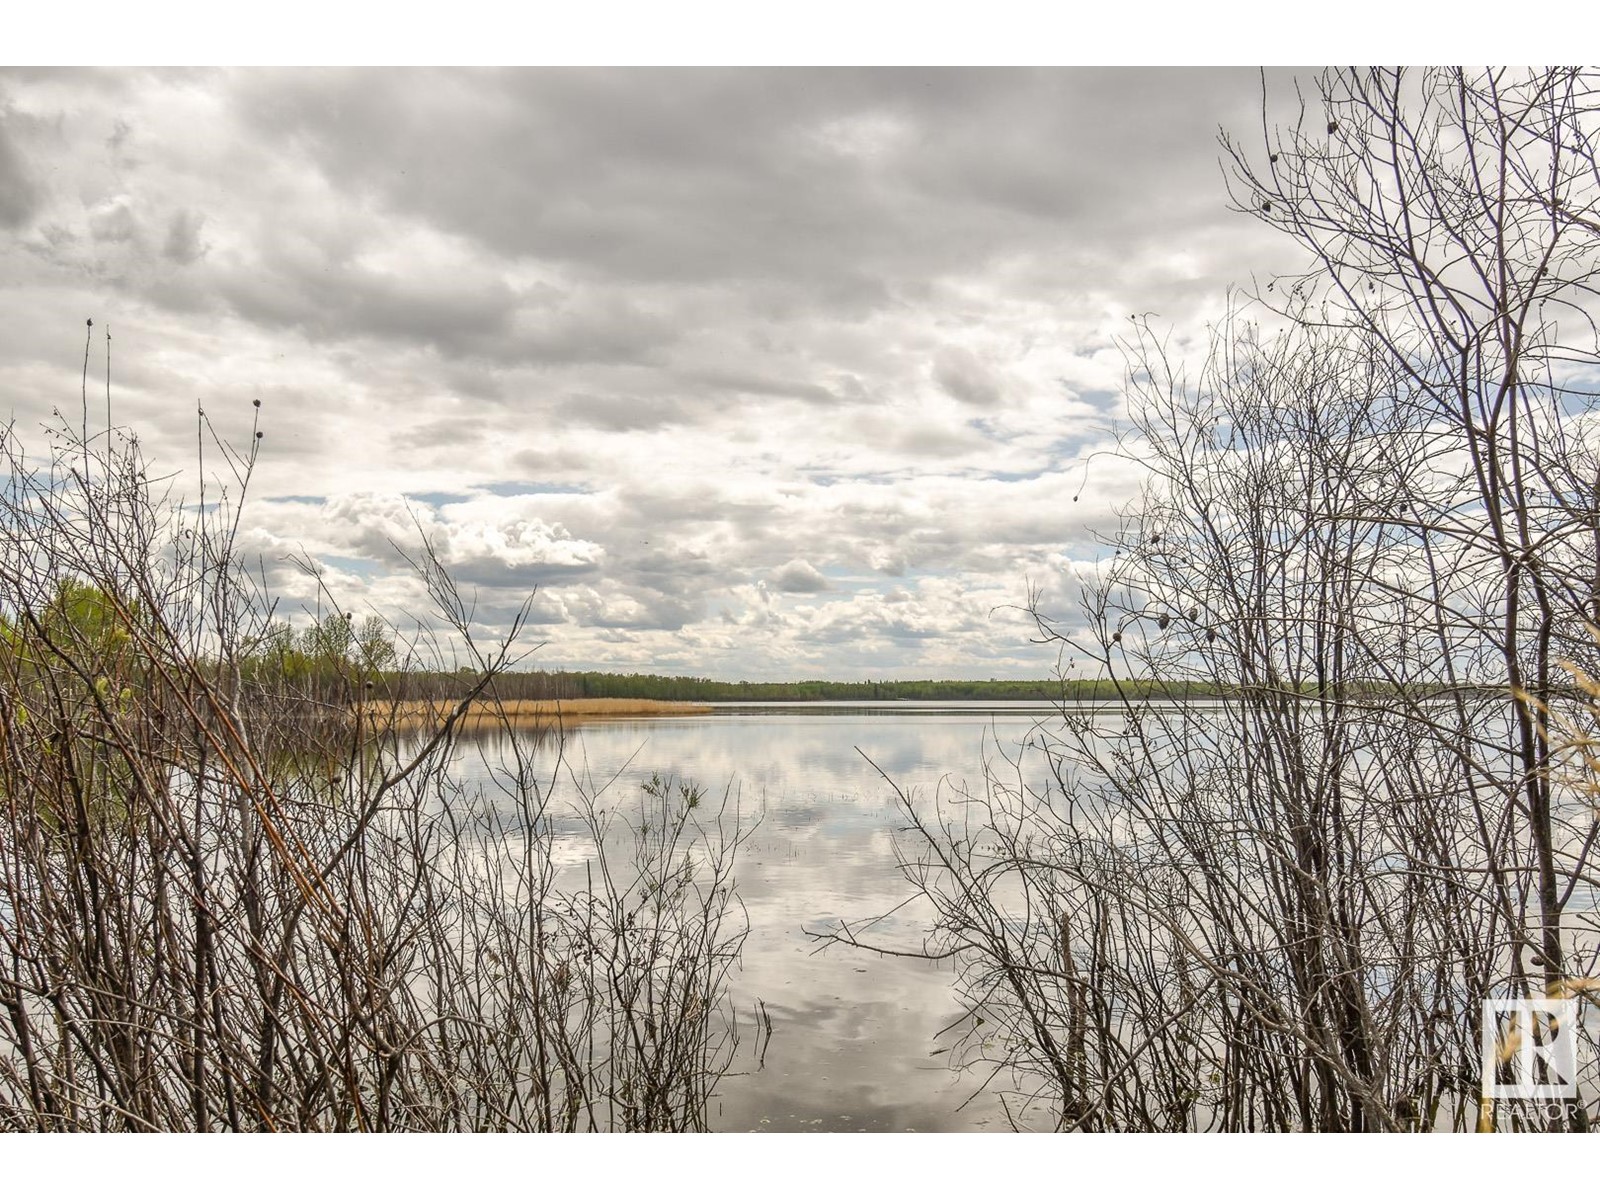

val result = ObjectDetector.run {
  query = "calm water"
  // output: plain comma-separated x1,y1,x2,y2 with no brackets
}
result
447,702,1068,1132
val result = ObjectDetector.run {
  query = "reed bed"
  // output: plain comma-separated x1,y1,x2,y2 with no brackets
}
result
375,696,714,732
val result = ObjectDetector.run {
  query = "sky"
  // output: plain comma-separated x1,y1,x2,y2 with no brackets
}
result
0,65,1312,680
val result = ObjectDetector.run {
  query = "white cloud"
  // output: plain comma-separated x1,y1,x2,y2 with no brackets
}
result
0,66,1310,678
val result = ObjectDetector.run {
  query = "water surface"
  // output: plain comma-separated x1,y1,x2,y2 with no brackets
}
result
449,702,1069,1131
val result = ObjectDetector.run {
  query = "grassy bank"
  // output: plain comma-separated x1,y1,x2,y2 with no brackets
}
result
376,696,715,731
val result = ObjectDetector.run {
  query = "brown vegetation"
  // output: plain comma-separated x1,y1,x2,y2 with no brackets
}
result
375,696,714,732
0,381,755,1131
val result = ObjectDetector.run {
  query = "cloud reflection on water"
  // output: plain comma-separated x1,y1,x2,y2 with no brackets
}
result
445,706,1062,1131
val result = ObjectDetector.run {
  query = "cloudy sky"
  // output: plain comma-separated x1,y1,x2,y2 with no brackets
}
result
0,66,1310,680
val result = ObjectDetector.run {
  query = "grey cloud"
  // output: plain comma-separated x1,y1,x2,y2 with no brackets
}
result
509,445,601,481
611,481,776,528
162,209,205,264
438,361,505,401
443,557,603,589
0,117,38,229
511,292,680,367
933,346,1000,407
229,68,1266,300
88,197,141,246
212,253,517,352
390,416,492,452
679,366,840,405
230,69,897,289
627,544,721,583
557,583,703,632
769,559,832,594
556,392,685,432
482,480,592,498
896,422,986,458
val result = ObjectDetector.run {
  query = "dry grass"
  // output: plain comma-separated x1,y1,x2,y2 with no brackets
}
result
374,696,714,731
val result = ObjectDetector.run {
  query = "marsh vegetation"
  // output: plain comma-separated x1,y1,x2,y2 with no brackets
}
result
0,403,756,1130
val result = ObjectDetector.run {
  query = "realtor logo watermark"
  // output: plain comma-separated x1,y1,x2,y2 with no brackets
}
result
1482,998,1578,1100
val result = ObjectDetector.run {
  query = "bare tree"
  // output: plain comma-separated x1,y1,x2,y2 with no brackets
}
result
832,67,1600,1132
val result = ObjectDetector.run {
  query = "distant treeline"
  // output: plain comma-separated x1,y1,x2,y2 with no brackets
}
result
215,613,1419,706
396,670,1234,703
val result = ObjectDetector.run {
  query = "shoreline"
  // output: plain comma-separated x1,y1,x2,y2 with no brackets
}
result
369,697,715,731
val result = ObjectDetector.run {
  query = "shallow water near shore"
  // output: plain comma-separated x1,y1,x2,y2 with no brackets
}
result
442,702,1070,1131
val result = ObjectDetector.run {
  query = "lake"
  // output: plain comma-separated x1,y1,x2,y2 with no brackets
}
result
444,701,1070,1132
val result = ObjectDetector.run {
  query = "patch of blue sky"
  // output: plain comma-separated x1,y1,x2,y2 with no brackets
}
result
974,466,1050,483
813,565,863,591
1551,366,1600,416
1077,389,1121,412
405,491,470,508
806,470,905,488
482,480,593,497
1042,431,1113,460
